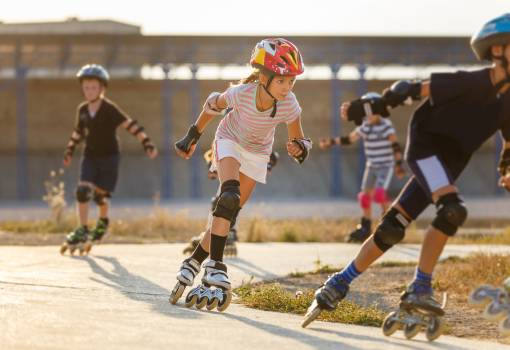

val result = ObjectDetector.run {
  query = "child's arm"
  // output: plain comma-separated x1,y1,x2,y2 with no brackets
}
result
63,128,83,166
286,116,312,164
498,141,510,191
174,91,229,160
388,133,406,178
122,118,158,159
319,130,360,149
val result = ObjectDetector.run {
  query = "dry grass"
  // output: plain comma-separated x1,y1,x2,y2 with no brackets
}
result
234,282,384,327
2,208,510,245
435,253,510,295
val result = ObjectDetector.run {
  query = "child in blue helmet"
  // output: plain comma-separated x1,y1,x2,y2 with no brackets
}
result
303,14,510,340
60,64,158,255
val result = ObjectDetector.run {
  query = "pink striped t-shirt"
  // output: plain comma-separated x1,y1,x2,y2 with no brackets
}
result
216,83,302,156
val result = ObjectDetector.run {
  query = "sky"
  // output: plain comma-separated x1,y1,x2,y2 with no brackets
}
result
1,0,508,36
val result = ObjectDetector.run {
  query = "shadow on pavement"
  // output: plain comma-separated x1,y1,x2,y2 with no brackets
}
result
226,256,279,280
81,255,201,320
224,312,365,350
311,327,473,350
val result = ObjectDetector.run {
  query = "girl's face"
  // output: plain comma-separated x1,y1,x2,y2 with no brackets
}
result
261,74,296,101
81,78,104,102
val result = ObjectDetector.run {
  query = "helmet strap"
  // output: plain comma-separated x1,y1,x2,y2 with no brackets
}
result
261,76,278,118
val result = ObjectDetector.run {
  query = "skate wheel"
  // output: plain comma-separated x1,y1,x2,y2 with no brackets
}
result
302,304,321,328
499,316,510,337
217,290,232,312
469,285,496,307
484,301,509,321
185,293,198,308
69,247,76,256
382,311,401,336
403,322,421,340
196,296,208,309
83,243,92,254
59,245,67,255
425,316,443,341
206,297,219,311
169,283,186,305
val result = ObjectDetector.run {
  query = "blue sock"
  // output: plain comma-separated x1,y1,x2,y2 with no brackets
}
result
338,261,361,284
411,268,433,294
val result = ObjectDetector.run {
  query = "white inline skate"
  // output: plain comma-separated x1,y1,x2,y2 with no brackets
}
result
469,277,510,337
184,260,232,312
169,258,201,305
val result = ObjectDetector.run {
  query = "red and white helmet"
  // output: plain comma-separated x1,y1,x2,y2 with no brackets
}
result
250,38,304,76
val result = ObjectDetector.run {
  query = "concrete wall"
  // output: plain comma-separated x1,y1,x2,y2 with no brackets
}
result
0,78,500,200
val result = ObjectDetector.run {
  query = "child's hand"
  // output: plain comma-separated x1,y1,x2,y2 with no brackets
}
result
319,137,334,150
175,143,196,160
499,174,510,191
147,146,158,159
286,141,303,158
63,150,73,167
395,163,406,179
340,102,351,121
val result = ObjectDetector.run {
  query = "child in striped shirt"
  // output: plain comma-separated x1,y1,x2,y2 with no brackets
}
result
169,38,311,312
319,92,405,243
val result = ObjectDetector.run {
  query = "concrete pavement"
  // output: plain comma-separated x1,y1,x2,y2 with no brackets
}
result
1,243,509,349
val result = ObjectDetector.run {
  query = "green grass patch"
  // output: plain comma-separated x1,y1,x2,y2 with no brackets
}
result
234,283,384,327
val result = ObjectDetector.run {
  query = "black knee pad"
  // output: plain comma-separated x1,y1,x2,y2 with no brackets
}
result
93,191,110,205
210,195,219,212
212,180,241,222
431,193,467,236
230,207,242,229
373,208,410,252
75,184,92,203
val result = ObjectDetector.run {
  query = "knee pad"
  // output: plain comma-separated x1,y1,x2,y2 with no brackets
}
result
431,193,467,236
373,208,410,252
210,195,219,212
93,191,110,205
373,187,387,204
230,207,242,229
75,184,92,203
212,180,241,222
358,192,371,209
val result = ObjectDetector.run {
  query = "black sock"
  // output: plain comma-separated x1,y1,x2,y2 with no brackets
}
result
190,243,209,264
210,233,227,262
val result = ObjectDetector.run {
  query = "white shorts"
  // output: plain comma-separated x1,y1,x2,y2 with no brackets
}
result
211,138,269,184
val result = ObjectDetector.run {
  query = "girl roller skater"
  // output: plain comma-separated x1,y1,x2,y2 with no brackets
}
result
303,14,510,342
182,144,279,257
60,64,158,255
169,38,311,312
319,92,405,243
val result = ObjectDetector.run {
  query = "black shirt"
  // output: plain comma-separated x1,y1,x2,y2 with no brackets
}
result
411,68,510,155
75,98,128,157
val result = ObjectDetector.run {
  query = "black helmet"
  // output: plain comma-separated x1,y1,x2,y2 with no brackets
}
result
471,13,510,61
76,64,109,86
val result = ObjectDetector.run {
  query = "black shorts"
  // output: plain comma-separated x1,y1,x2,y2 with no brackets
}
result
80,155,120,193
396,128,471,220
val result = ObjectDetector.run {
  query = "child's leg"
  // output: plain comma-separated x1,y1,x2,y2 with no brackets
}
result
75,181,94,228
373,164,394,215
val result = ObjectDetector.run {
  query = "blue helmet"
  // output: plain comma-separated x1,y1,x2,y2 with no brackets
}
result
361,92,381,100
76,64,109,86
471,13,510,61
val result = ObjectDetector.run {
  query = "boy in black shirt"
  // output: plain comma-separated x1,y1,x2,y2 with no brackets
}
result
60,64,158,255
303,14,510,339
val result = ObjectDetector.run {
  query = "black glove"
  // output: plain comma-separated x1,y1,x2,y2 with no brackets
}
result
382,80,422,108
347,97,390,125
142,137,155,153
175,124,201,153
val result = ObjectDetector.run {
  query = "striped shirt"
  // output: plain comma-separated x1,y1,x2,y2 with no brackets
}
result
355,119,396,166
216,83,302,155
